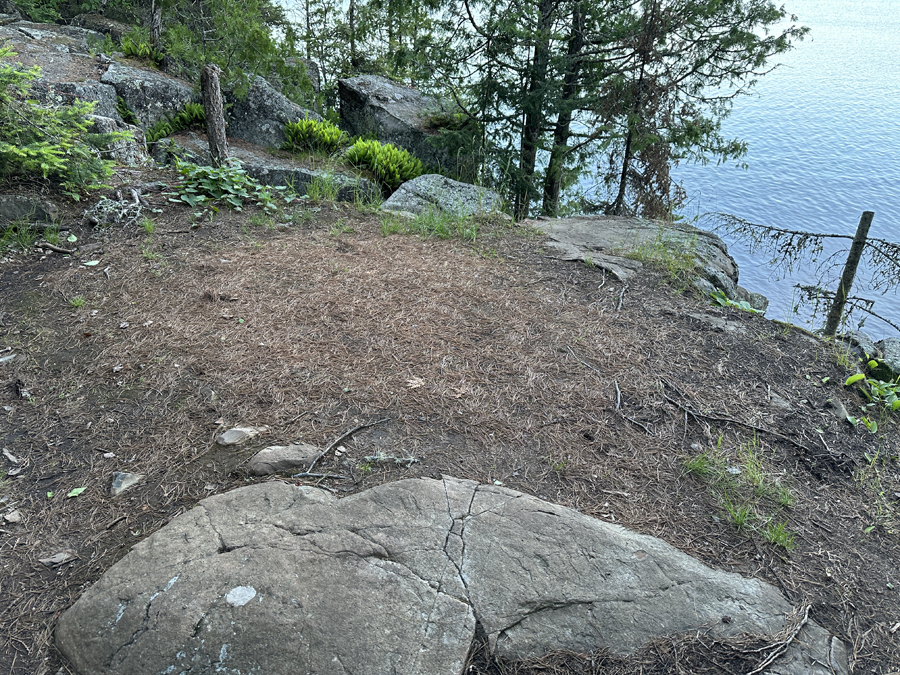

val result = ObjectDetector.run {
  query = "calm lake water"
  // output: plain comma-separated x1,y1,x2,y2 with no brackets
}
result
671,0,900,338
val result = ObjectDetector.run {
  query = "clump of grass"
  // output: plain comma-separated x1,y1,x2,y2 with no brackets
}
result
622,229,697,284
2,222,38,251
140,217,155,234
381,207,479,242
306,173,339,202
69,296,85,308
763,520,796,550
683,434,798,548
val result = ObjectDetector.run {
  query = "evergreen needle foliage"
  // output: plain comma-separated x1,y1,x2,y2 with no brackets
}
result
0,47,122,199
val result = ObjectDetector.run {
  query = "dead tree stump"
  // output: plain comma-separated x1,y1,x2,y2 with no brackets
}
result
201,64,228,167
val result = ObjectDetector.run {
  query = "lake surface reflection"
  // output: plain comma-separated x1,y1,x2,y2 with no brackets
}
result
672,0,900,338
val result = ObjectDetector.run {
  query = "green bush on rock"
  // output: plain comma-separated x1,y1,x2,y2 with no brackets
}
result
0,47,123,199
345,138,423,196
283,118,346,154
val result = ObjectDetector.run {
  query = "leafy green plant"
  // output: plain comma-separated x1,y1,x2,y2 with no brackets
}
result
141,217,156,234
166,159,285,212
69,296,85,308
845,364,900,428
1,47,122,198
709,289,761,314
345,139,424,196
146,102,206,143
283,118,346,154
115,95,140,126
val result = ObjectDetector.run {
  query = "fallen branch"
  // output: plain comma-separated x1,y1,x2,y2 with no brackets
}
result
661,378,813,452
623,415,653,435
290,471,348,480
566,345,604,380
616,284,628,311
298,417,391,476
38,242,74,254
746,605,810,674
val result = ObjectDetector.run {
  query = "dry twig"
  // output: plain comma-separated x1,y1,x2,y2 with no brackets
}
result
746,605,811,674
297,418,391,477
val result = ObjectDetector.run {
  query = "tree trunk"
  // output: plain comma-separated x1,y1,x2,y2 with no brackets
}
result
514,0,555,221
149,0,163,53
609,1,658,216
349,0,360,69
542,3,585,216
201,64,228,168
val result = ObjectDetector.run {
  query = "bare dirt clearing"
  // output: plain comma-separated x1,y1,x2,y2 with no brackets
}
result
1,174,898,674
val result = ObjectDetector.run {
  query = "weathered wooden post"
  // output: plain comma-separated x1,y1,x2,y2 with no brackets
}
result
201,64,228,167
823,211,874,336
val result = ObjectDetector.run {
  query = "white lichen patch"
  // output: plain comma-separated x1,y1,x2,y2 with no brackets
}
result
225,586,256,607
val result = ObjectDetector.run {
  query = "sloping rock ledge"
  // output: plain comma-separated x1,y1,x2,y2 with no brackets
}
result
56,477,846,675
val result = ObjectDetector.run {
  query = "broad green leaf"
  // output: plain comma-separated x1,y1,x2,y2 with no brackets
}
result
67,487,87,498
845,373,866,386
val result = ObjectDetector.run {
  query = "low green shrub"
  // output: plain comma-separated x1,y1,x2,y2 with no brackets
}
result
345,139,423,196
0,47,123,199
146,102,206,143
166,158,293,213
283,118,346,154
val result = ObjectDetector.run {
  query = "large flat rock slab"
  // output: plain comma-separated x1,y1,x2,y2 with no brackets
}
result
536,215,768,310
56,477,846,675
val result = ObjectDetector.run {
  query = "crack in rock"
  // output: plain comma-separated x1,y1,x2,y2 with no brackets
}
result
57,477,847,675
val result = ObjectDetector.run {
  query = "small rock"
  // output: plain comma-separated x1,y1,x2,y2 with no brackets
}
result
248,443,319,475
767,393,792,411
39,550,78,567
110,472,145,497
3,509,21,523
2,447,20,464
824,399,852,424
216,426,268,446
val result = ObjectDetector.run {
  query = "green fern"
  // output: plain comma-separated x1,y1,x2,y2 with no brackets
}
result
345,139,424,195
283,118,346,154
146,102,206,143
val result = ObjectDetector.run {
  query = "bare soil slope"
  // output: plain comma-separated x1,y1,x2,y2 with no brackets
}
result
1,170,898,674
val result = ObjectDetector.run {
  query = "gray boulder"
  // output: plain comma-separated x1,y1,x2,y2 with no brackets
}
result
382,174,503,218
225,76,320,149
56,477,845,675
101,62,195,130
540,215,767,309
0,195,58,224
88,115,148,166
339,75,460,172
283,57,321,95
70,14,133,42
248,443,320,475
874,337,900,381
45,82,122,121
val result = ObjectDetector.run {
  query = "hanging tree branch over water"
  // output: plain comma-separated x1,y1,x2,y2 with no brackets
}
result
705,212,900,332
